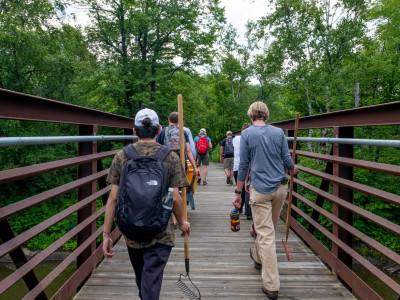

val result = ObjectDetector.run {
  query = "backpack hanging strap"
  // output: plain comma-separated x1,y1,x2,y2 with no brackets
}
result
153,145,171,162
123,144,140,160
123,144,170,161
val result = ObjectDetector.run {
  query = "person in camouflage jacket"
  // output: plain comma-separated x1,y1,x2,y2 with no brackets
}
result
102,108,190,300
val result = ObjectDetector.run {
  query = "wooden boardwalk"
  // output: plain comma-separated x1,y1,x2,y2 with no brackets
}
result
74,163,355,299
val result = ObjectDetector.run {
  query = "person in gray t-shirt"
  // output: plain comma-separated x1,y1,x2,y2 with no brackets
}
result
232,101,297,299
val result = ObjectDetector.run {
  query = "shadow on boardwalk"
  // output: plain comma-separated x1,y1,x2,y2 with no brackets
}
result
74,163,355,300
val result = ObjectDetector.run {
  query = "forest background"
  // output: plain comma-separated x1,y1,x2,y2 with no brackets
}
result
0,0,399,258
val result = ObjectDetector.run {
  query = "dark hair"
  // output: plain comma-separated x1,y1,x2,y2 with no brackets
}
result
169,112,179,124
140,118,154,127
135,118,159,139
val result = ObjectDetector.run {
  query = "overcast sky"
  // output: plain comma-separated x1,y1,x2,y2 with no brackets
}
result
219,0,268,44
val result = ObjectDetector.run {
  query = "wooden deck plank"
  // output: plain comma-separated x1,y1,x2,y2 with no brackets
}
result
74,163,355,300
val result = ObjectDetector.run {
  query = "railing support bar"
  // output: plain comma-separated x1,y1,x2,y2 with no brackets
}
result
0,219,48,299
77,124,97,290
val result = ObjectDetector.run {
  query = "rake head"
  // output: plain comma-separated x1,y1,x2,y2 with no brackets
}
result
175,273,201,299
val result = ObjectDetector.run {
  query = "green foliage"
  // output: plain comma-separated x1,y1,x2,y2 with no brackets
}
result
0,0,97,104
79,0,225,116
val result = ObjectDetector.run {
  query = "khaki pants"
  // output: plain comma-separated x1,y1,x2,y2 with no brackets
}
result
249,184,288,291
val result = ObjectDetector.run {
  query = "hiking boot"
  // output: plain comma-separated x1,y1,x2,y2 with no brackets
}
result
250,248,262,270
262,288,278,299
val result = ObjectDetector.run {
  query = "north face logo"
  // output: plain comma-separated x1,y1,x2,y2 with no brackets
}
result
147,180,159,186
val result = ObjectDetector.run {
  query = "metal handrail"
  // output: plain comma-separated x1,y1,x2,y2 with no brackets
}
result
2,135,398,148
0,135,137,147
286,136,400,148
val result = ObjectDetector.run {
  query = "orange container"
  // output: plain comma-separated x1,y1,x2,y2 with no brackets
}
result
186,161,199,194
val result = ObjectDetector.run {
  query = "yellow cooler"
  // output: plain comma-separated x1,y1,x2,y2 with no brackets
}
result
186,161,199,209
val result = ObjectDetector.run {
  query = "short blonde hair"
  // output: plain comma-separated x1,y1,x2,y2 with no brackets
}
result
247,102,269,122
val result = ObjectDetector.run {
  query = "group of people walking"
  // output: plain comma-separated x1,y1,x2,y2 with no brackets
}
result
102,101,297,300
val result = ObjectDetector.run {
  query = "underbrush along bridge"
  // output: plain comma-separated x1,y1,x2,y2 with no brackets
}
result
0,88,399,299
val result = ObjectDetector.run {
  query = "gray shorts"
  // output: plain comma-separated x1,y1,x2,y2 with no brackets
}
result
197,153,209,166
223,157,234,170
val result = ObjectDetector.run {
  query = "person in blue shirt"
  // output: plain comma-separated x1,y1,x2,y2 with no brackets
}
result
232,102,297,300
194,128,212,185
156,112,197,176
183,116,196,158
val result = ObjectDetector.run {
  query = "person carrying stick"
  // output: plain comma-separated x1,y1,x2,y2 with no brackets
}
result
103,108,190,300
232,102,297,300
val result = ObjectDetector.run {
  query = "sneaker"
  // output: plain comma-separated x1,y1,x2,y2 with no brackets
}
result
198,177,201,184
247,215,253,220
249,248,262,270
262,288,278,299
226,176,230,184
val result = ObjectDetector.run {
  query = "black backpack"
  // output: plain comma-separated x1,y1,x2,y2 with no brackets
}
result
224,137,234,157
115,144,170,242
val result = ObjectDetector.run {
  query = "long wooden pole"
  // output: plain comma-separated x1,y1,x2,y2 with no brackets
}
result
177,94,190,264
285,112,299,241
282,113,299,262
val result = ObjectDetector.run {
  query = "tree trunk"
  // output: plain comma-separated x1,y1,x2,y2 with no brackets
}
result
354,82,360,108
150,61,156,102
302,78,313,152
326,85,330,112
124,89,134,117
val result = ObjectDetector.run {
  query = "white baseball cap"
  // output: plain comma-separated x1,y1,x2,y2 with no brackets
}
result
134,108,159,127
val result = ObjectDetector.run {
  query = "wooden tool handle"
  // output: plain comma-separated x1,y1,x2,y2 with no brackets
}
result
285,112,299,241
177,94,190,260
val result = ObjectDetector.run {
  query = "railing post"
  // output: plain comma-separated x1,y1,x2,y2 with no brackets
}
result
77,124,98,288
332,126,354,289
124,128,133,146
287,129,297,220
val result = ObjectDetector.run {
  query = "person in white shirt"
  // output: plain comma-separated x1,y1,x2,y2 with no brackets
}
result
233,123,251,219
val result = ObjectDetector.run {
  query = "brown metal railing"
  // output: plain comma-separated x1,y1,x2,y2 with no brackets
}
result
0,88,133,299
272,101,400,300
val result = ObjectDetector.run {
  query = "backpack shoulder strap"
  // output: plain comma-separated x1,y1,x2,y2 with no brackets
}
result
153,145,171,162
157,128,165,144
123,144,139,160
